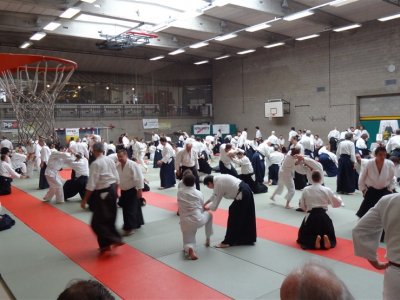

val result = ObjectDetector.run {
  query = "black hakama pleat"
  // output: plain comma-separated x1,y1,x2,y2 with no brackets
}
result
336,154,355,193
39,163,49,189
0,175,12,195
356,187,392,218
297,207,336,250
251,152,265,183
219,161,239,177
246,147,255,160
198,151,212,174
160,158,176,188
63,175,88,200
153,149,162,168
118,188,144,230
268,164,279,185
304,149,314,158
318,153,338,177
294,172,308,190
222,181,257,246
238,174,268,194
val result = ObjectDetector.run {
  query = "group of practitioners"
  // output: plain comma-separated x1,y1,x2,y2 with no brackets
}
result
2,124,400,298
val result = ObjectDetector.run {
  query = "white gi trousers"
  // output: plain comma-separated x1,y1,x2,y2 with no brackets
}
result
272,171,295,202
384,266,400,300
26,160,35,177
43,173,64,203
139,152,148,170
180,212,213,252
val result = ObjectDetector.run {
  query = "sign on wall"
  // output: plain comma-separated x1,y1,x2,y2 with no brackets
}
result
1,120,18,131
65,128,80,143
143,118,159,129
212,124,230,134
193,124,211,135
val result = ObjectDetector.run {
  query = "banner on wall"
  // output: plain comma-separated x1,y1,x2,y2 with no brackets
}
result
193,124,211,135
143,118,159,129
65,128,80,143
379,120,399,140
212,124,230,134
1,120,18,131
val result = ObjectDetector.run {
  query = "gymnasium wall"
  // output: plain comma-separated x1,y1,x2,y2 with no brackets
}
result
212,18,400,142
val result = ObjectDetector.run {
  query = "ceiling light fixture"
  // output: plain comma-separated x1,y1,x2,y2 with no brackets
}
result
60,7,81,19
264,42,285,48
189,42,209,49
237,49,256,55
333,24,361,32
19,41,32,49
329,0,359,7
150,55,165,61
81,0,96,3
30,32,46,41
378,13,400,22
194,60,209,65
295,34,320,41
245,23,271,32
169,49,185,55
283,10,314,21
215,55,230,60
43,22,61,31
214,33,238,41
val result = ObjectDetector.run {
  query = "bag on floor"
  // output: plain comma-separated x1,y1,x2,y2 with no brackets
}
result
0,214,15,231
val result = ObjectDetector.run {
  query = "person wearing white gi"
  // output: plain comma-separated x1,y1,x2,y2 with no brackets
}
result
10,148,27,175
178,171,213,260
137,139,148,172
0,153,26,195
299,131,314,158
43,151,70,203
266,131,279,146
26,140,38,177
175,141,200,190
267,147,284,185
0,136,13,150
356,133,370,158
295,156,324,184
336,133,356,194
255,126,262,142
219,143,238,177
39,139,51,189
353,193,400,300
328,127,340,153
157,137,176,189
386,129,400,157
63,152,89,201
318,146,338,177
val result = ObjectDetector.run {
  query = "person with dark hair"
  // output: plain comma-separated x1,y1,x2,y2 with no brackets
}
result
328,127,340,154
178,170,213,260
297,171,343,250
356,146,395,218
0,153,26,195
389,156,400,184
219,143,239,177
203,174,256,248
251,140,271,184
175,141,200,190
63,152,89,201
267,145,284,185
81,142,123,253
106,141,116,155
156,137,176,189
38,139,51,189
280,261,354,300
290,136,308,190
255,126,262,142
116,149,145,236
0,136,13,151
336,132,356,194
57,279,114,300
288,127,297,148
386,129,400,157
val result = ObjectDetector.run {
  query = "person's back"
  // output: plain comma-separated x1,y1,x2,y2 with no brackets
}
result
178,185,204,220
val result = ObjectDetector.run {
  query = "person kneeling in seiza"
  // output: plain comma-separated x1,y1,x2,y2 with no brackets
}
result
178,170,213,260
297,171,342,250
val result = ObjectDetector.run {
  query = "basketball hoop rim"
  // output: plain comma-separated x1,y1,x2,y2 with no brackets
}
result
0,53,77,73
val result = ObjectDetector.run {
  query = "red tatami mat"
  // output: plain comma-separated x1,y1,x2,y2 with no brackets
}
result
1,187,228,300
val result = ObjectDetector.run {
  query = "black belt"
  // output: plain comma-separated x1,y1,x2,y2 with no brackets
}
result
389,261,400,268
121,187,137,192
95,183,116,193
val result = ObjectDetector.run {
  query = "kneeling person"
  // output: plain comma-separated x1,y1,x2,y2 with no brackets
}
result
178,171,213,260
297,171,342,250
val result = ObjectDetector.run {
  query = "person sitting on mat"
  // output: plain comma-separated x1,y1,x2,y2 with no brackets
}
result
297,170,343,250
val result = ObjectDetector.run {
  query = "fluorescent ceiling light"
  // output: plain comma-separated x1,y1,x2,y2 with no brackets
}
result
245,23,271,32
215,55,230,60
194,60,209,65
329,0,358,7
150,55,165,61
43,22,61,31
60,8,81,19
214,33,237,41
264,42,285,48
283,10,314,21
295,34,319,41
333,24,361,32
76,14,139,28
237,49,256,55
19,41,32,49
30,32,46,41
378,13,400,22
169,49,185,55
189,42,209,49
81,0,96,3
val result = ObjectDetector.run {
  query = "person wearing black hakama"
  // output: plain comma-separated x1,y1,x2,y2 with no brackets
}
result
81,143,123,253
219,143,239,178
198,150,212,174
153,146,163,168
63,153,89,201
336,134,356,194
318,146,338,177
38,140,51,189
175,142,200,190
267,147,284,185
297,171,342,250
251,151,265,183
0,153,25,195
204,175,257,248
157,137,176,189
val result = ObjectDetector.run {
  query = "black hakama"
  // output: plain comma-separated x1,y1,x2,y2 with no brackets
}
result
356,187,392,218
238,174,268,194
294,172,308,190
222,181,257,246
251,152,265,183
336,154,355,194
39,163,49,189
297,207,336,250
118,188,144,230
318,153,338,177
0,176,12,195
245,147,255,160
390,148,400,158
219,161,239,177
106,149,115,156
304,149,314,159
329,137,338,154
63,175,88,200
180,166,200,190
153,149,162,168
90,184,122,249
268,164,279,185
160,158,176,188
198,151,212,174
